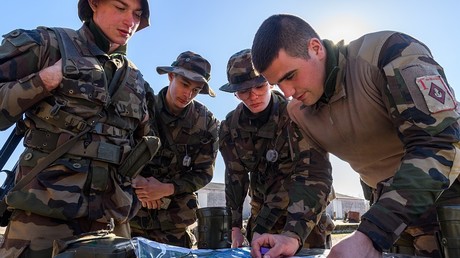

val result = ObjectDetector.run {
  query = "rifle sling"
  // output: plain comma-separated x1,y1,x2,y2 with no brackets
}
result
0,128,23,171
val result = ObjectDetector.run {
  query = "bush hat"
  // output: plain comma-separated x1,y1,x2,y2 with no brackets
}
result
219,49,266,93
157,51,215,97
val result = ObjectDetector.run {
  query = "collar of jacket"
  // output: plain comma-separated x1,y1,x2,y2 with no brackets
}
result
242,97,272,127
87,20,127,55
318,39,340,105
307,39,346,112
156,86,194,129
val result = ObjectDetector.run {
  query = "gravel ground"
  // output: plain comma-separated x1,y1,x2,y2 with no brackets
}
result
331,232,350,246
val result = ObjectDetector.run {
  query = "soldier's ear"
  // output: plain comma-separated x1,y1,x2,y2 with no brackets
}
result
88,0,98,12
167,72,175,83
309,38,325,60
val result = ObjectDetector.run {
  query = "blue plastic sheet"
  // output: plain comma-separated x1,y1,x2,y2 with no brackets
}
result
135,237,252,258
134,237,330,257
135,237,422,258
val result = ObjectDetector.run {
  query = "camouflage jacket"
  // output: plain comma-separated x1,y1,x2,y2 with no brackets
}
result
134,86,219,230
288,31,460,251
0,23,150,224
219,91,332,243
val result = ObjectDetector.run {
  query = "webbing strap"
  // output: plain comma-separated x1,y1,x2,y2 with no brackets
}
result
0,116,99,213
52,27,82,78
9,114,103,192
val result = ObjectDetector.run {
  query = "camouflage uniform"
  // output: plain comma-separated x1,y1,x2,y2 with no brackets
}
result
130,52,219,248
286,32,460,257
219,49,333,249
0,6,154,257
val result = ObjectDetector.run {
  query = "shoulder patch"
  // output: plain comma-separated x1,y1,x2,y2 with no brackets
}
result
415,75,456,113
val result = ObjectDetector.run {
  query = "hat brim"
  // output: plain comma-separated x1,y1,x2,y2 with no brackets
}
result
157,66,215,97
219,76,267,93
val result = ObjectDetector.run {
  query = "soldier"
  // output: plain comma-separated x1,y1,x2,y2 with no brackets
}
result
130,51,219,248
0,0,158,257
219,49,333,250
251,14,460,258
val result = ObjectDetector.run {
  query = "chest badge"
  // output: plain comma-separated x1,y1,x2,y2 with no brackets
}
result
183,155,192,167
266,149,279,163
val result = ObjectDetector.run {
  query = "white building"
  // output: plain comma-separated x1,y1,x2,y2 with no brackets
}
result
327,192,369,220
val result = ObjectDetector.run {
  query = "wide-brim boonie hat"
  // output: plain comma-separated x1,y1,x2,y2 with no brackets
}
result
78,0,150,31
157,51,215,97
219,48,266,93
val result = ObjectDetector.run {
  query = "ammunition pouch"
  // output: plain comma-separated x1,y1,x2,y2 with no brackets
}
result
118,136,161,179
25,129,123,165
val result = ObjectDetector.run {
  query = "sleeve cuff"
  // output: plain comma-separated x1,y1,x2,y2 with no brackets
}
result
358,206,408,251
172,181,182,195
231,209,243,228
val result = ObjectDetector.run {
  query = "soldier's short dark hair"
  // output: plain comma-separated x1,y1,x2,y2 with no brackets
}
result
251,14,321,73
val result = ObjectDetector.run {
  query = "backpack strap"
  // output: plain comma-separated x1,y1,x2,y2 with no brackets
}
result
51,27,83,79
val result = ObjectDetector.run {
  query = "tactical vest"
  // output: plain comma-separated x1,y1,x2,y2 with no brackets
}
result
145,97,216,181
228,92,294,178
23,27,147,165
226,92,299,232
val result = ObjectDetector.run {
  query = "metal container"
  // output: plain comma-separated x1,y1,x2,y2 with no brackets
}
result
196,207,232,249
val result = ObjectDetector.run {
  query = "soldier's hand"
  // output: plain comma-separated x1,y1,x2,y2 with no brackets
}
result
140,199,162,210
231,227,246,247
132,175,149,187
327,230,381,258
133,176,174,201
39,59,63,91
133,175,154,207
250,233,299,258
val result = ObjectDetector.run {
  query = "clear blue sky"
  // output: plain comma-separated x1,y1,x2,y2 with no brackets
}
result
1,1,459,198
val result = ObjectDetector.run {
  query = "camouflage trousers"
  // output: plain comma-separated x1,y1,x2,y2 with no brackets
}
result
386,179,460,258
131,225,196,248
0,210,130,258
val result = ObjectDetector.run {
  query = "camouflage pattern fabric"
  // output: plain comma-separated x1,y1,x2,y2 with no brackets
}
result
130,86,219,248
0,23,150,256
1,210,131,258
131,222,196,248
156,51,215,97
219,90,333,247
287,31,460,257
219,49,267,93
